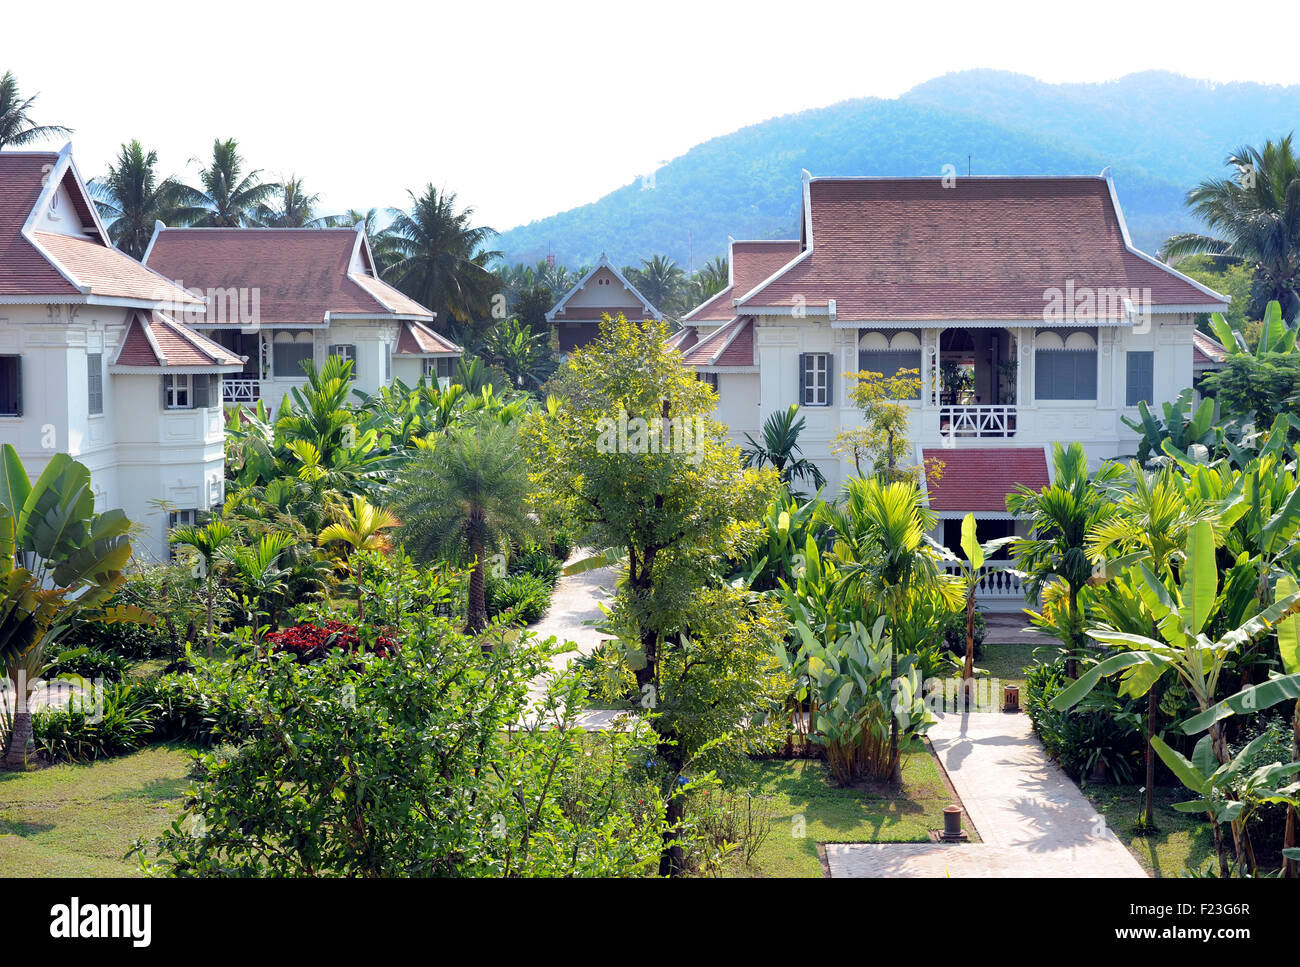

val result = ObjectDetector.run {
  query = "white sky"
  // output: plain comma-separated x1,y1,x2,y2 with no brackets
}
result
4,0,1299,233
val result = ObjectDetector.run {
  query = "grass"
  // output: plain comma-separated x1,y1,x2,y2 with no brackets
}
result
730,738,970,877
1081,783,1218,878
0,744,194,877
969,642,1047,692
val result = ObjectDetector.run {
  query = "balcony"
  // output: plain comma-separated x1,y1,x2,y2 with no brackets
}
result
222,378,261,404
944,560,1027,612
939,404,1017,439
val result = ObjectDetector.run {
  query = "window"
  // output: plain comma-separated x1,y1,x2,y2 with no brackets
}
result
423,356,456,381
87,353,103,415
1035,349,1097,400
329,344,356,363
1125,351,1154,407
167,509,197,561
0,355,20,416
272,331,314,378
163,374,192,409
799,353,832,406
698,371,719,391
859,350,922,399
384,344,393,382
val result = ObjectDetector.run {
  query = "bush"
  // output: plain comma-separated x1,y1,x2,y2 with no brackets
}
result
550,530,574,562
132,672,254,746
486,573,552,625
511,543,562,586
45,646,131,684
940,607,986,660
34,683,154,763
1024,660,1145,784
265,620,399,663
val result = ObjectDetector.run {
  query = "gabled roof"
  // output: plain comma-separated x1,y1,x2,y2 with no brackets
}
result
395,320,461,356
143,225,436,326
682,239,802,323
680,316,755,369
665,327,698,352
736,173,1230,322
546,254,661,322
922,447,1050,515
0,145,200,307
1192,330,1230,370
110,310,246,372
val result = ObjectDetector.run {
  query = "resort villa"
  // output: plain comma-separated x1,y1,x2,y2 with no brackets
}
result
547,254,661,354
675,171,1233,607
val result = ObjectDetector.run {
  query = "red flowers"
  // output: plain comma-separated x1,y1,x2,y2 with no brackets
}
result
266,620,398,663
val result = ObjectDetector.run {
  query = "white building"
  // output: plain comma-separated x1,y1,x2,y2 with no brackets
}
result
0,145,243,561
143,224,460,411
677,171,1232,607
547,254,660,353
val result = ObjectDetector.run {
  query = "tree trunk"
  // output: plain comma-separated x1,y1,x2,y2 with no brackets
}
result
1284,699,1299,878
2,709,33,771
887,643,900,782
962,589,976,708
466,527,487,635
1141,685,1158,830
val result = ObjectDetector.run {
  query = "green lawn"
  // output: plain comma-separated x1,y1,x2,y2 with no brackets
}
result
733,739,970,877
0,744,194,877
1082,783,1217,877
970,642,1047,692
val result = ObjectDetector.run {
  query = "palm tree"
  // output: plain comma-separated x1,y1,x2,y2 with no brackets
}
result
1162,135,1300,321
481,317,555,391
220,533,295,630
169,519,234,658
319,496,399,620
384,186,501,342
90,141,202,258
393,416,534,633
0,71,71,148
742,404,826,492
259,175,324,227
689,256,729,305
1,446,138,769
182,138,280,227
1006,442,1125,677
626,255,686,316
824,478,962,780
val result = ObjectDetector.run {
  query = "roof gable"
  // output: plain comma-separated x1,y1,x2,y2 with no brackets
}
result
547,254,661,322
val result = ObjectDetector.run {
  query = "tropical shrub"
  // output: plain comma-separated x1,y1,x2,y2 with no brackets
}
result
486,573,552,625
264,620,398,663
1024,660,1144,783
44,646,130,684
940,607,986,660
510,542,561,586
33,683,154,763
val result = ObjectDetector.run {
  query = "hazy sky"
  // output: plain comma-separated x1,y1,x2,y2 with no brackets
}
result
5,1,1299,233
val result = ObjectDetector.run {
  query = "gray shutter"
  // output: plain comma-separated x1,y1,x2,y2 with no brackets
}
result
15,357,21,417
161,375,169,409
826,354,834,406
194,372,210,409
798,353,807,404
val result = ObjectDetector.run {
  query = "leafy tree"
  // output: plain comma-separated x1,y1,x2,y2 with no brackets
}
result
480,317,556,391
0,71,70,148
182,138,280,227
90,141,197,258
384,185,501,342
1162,136,1300,321
394,415,534,632
742,404,826,492
1204,354,1300,428
1,446,141,769
832,367,935,485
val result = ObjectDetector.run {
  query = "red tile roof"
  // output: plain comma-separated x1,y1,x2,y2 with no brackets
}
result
739,177,1228,320
112,310,245,369
666,327,698,351
922,446,1050,513
145,228,435,325
684,240,802,322
1192,330,1229,368
0,152,198,304
395,320,461,355
681,317,755,368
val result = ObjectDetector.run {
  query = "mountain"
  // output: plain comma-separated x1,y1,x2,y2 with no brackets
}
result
494,70,1300,270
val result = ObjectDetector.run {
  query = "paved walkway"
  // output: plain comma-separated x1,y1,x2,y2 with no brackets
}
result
825,711,1146,877
983,613,1057,647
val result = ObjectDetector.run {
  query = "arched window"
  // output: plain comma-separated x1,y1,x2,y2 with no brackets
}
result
1035,329,1097,400
858,329,921,398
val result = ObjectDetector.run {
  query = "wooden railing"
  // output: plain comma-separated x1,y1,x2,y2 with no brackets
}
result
939,404,1017,438
222,378,260,403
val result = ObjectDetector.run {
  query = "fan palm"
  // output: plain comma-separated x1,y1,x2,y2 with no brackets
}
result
181,138,280,227
1006,442,1124,677
742,404,826,492
393,416,534,633
1162,136,1300,321
1,445,142,769
0,71,71,148
90,141,202,258
384,186,501,341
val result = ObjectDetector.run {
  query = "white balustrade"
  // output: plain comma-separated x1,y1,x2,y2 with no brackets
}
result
939,404,1017,438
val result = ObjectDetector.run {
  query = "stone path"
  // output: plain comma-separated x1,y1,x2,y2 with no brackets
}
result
983,612,1057,647
825,710,1146,877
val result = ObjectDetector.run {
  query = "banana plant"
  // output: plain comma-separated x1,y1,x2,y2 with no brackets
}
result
1209,299,1300,358
0,445,147,769
1152,731,1300,877
934,513,1017,686
1121,388,1218,467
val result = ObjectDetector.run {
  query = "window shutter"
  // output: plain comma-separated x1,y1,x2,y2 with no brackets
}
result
162,375,169,409
14,357,21,417
798,353,807,404
194,372,210,409
826,354,834,406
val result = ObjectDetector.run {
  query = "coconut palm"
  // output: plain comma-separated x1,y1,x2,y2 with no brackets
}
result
1006,442,1125,677
0,71,71,148
626,254,686,316
182,138,280,227
1,445,140,769
319,496,399,619
384,186,501,342
742,404,826,492
90,141,201,258
1162,135,1300,321
689,256,729,305
393,416,534,633
259,175,325,227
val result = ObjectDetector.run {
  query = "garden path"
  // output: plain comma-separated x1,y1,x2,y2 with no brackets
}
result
825,710,1147,877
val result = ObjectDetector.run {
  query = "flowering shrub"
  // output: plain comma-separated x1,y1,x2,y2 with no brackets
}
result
265,620,398,663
